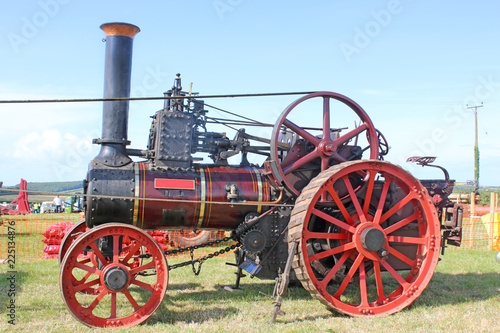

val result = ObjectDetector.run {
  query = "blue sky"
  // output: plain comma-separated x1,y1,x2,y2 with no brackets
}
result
0,0,499,186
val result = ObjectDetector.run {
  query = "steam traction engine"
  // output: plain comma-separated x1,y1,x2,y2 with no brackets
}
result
58,23,463,328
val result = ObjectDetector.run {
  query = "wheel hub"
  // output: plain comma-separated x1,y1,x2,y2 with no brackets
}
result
360,227,385,252
103,265,129,292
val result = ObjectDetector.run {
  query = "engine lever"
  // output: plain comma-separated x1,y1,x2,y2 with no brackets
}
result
270,240,298,324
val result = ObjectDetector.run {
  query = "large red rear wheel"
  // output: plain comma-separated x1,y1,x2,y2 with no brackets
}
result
289,160,440,316
59,223,168,327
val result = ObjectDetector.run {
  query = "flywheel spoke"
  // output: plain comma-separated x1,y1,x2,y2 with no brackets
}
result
322,96,331,140
330,123,368,147
283,149,320,175
283,118,321,146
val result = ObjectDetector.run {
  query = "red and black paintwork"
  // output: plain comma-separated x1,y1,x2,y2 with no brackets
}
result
132,162,272,230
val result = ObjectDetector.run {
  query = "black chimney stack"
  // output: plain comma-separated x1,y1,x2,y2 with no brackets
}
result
94,22,140,166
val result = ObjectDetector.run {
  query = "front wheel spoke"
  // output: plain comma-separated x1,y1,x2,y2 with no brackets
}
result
379,193,414,224
74,278,100,293
380,260,410,288
334,253,364,299
87,288,108,312
89,242,109,266
303,230,349,241
312,208,356,233
110,293,117,319
384,212,418,235
308,242,355,262
388,246,416,267
318,251,351,289
75,261,100,275
387,235,426,245
283,149,319,175
113,235,120,264
129,260,155,275
130,278,154,292
123,288,141,311
283,119,321,146
122,242,142,264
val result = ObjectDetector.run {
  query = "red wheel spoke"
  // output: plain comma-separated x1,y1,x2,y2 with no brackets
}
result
331,152,348,164
387,235,426,245
89,242,109,266
321,156,330,173
380,260,411,288
342,175,366,223
79,271,93,284
110,292,117,319
388,245,416,267
380,193,414,224
384,212,418,235
373,261,386,301
87,288,108,312
312,208,356,233
122,242,142,264
334,253,364,299
130,278,154,291
359,259,369,307
303,230,349,241
331,123,368,147
308,243,355,262
318,251,351,290
325,189,354,225
74,278,100,293
373,177,392,224
113,235,120,264
123,288,141,311
322,97,331,140
283,119,321,146
283,149,320,175
129,260,155,276
363,171,376,216
75,261,100,275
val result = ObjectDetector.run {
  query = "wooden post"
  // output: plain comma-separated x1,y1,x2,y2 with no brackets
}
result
489,193,495,251
470,192,475,247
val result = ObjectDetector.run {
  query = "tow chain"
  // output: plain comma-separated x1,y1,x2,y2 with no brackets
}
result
137,236,240,275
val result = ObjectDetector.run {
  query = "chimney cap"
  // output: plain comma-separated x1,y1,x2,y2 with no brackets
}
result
100,22,140,38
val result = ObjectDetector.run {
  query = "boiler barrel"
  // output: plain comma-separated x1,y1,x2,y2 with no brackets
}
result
134,163,273,230
86,161,274,230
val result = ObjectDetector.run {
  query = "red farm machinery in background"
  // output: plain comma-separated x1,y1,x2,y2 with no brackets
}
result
57,23,463,328
0,179,30,215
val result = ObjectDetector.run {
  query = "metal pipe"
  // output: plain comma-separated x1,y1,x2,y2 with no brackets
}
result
94,22,140,166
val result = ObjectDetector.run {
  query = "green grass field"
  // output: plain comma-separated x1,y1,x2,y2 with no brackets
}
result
0,247,499,332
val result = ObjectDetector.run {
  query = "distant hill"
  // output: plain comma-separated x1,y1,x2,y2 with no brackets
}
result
0,181,83,202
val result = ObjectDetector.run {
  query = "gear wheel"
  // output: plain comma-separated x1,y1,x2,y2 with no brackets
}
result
241,228,267,255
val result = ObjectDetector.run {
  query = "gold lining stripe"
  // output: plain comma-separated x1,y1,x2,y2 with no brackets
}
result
253,167,263,213
133,163,140,227
196,167,206,229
